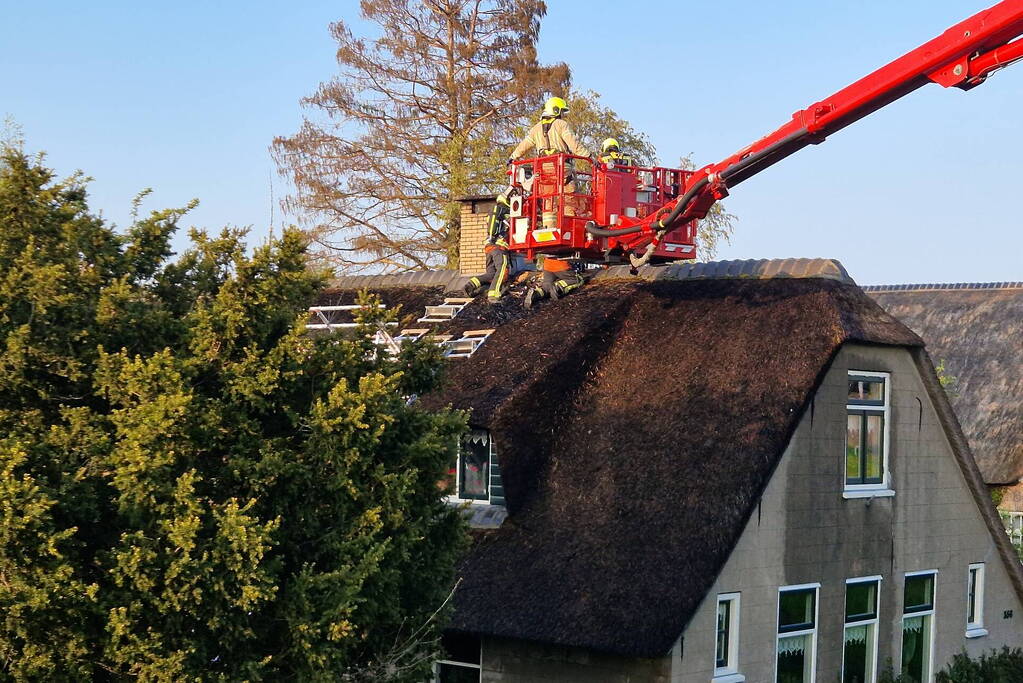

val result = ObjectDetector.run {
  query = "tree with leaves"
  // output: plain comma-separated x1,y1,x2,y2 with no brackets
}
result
274,0,570,273
562,90,657,167
0,144,466,681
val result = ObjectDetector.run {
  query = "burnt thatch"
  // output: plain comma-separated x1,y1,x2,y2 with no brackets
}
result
867,284,1023,484
414,276,921,657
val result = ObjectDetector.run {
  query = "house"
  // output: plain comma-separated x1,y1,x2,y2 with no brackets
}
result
322,259,1023,683
866,283,1023,553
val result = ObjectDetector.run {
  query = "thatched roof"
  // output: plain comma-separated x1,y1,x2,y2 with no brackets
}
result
419,276,922,657
326,262,939,656
866,283,1023,485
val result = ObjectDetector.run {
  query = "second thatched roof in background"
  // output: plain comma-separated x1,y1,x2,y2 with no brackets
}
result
867,283,1023,485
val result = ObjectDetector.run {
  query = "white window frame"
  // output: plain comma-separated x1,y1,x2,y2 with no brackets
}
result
433,640,482,682
842,576,881,683
843,371,894,499
965,563,987,638
775,583,820,683
445,433,495,506
901,570,937,683
714,592,744,682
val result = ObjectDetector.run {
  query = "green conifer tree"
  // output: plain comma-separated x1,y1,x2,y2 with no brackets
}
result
0,145,466,681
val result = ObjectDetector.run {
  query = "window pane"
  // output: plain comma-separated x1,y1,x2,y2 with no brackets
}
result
777,634,812,683
846,581,878,622
904,575,934,613
864,414,883,483
968,568,979,624
846,414,863,484
843,623,871,683
848,378,884,404
438,662,480,683
716,600,730,668
901,615,930,683
459,440,489,500
779,589,815,631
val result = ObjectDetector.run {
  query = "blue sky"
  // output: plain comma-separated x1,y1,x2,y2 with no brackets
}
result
3,0,1020,285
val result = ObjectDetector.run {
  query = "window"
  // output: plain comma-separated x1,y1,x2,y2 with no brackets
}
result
843,577,880,683
901,572,936,683
447,431,504,505
715,593,742,680
966,563,986,637
776,584,819,683
845,372,892,496
434,633,481,683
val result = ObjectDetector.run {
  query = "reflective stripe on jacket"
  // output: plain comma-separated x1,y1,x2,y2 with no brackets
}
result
599,152,634,166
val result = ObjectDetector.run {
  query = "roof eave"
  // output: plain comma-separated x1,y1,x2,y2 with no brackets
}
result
910,347,1023,604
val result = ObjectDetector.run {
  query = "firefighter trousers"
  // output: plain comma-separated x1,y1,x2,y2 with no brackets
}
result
466,244,511,300
537,269,584,299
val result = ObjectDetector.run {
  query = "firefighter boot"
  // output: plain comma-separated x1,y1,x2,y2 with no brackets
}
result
524,286,547,310
486,288,504,305
464,277,483,297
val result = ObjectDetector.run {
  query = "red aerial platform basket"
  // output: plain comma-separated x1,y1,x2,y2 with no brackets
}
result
506,154,698,263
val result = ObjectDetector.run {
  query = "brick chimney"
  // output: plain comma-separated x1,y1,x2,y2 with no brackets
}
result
457,196,496,275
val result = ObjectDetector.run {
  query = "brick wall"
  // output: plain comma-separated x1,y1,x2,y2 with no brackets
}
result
459,198,495,275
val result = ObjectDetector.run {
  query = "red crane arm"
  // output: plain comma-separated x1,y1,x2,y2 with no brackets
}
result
705,0,1023,190
611,0,1023,262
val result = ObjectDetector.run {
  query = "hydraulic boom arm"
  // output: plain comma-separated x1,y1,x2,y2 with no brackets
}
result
606,0,1023,264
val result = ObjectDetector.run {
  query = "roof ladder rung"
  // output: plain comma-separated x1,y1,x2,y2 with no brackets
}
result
441,329,494,358
418,297,473,323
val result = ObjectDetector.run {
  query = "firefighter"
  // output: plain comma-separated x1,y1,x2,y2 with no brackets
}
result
464,193,513,303
598,137,633,167
523,254,584,309
509,96,591,161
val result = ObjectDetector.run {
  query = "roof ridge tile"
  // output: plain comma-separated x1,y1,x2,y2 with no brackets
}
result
863,282,1023,292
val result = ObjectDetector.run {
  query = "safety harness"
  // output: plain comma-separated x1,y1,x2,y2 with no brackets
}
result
540,118,558,155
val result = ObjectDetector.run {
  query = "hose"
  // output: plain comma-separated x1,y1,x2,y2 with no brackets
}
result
628,235,664,269
585,223,645,238
719,128,809,185
652,174,712,231
583,174,712,239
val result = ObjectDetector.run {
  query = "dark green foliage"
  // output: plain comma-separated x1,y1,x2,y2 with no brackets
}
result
0,146,466,680
878,660,912,683
878,649,1023,683
936,647,1023,683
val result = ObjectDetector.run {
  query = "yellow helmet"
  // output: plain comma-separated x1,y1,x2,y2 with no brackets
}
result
601,138,620,154
542,96,569,118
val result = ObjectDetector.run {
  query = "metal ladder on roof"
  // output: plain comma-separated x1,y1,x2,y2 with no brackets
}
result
418,297,473,323
441,329,495,358
306,304,395,331
393,328,495,358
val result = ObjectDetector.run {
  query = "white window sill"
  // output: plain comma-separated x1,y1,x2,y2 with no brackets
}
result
843,488,895,499
444,497,493,506
965,627,988,639
712,673,745,683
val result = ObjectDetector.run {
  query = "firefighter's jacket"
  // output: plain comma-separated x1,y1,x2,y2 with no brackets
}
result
511,118,591,160
487,198,511,242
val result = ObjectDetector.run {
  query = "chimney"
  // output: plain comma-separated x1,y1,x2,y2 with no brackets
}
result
457,196,496,275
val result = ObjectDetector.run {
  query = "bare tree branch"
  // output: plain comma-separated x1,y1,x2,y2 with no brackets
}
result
274,0,570,272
